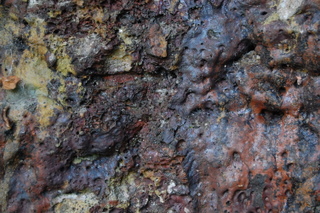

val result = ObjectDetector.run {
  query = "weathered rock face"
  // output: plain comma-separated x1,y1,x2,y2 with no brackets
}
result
0,0,319,212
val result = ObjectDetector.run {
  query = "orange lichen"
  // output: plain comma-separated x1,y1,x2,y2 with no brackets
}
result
0,76,20,90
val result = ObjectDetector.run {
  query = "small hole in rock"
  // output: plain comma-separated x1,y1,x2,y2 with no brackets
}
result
281,151,288,158
279,87,286,94
199,59,206,67
233,151,240,160
287,163,294,170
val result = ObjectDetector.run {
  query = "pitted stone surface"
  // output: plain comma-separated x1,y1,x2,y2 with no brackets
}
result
0,0,319,212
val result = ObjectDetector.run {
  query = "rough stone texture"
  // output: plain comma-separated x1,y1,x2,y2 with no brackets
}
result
0,0,319,212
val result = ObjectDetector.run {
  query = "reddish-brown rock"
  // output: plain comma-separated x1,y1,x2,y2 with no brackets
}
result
0,0,319,212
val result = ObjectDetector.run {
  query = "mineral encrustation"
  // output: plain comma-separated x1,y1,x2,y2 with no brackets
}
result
0,0,319,212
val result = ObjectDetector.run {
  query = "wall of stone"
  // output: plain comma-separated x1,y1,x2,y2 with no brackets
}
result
0,0,319,212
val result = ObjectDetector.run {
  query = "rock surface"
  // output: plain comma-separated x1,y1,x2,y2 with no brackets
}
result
0,0,319,212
